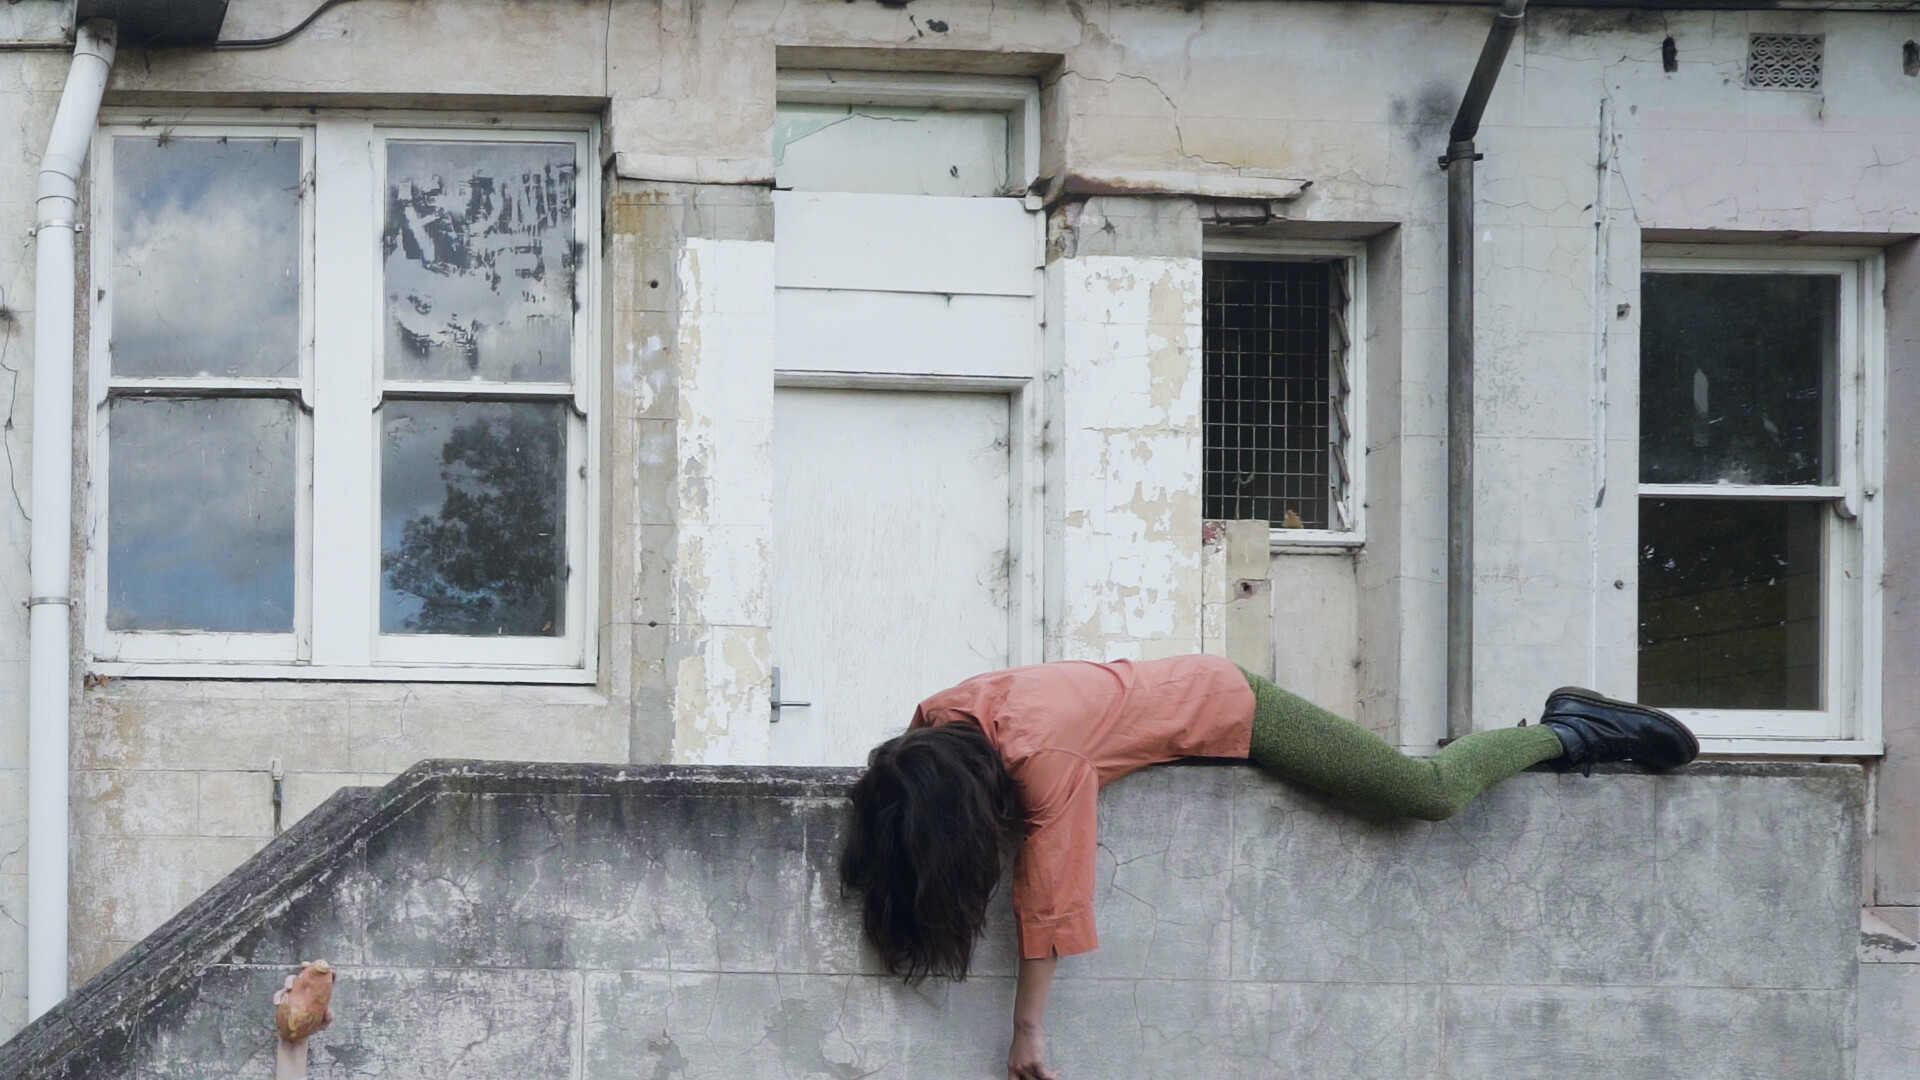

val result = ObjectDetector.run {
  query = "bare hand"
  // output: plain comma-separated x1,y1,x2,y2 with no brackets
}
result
1008,1024,1059,1080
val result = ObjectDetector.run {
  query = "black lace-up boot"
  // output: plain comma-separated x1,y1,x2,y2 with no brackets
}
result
1539,686,1700,777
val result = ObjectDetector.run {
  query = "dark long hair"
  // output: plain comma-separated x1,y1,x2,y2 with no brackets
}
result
839,722,1024,983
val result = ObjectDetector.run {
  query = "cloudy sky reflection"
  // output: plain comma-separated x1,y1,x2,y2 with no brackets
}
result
108,136,303,635
112,136,301,378
107,398,296,633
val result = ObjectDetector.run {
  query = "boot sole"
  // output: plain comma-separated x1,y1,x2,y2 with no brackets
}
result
1545,685,1701,769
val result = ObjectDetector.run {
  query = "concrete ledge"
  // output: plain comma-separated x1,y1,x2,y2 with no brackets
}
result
0,758,1863,1079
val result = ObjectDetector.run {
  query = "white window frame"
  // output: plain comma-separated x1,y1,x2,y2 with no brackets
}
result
86,109,601,683
1201,238,1367,554
1638,246,1884,754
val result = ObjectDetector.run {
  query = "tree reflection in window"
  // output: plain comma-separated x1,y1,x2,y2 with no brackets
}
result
381,401,567,637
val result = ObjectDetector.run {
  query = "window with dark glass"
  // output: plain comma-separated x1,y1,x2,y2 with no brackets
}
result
1638,271,1837,710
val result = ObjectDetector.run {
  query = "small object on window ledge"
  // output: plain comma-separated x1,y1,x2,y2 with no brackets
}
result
1282,510,1305,530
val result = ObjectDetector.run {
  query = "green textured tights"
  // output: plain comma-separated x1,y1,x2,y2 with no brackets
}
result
1242,670,1567,821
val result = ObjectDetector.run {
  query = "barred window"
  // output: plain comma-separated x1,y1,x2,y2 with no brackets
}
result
1203,256,1356,536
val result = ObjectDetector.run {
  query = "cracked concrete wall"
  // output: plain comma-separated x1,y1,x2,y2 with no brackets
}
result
65,682,626,986
0,0,1916,1052
1860,964,1920,1080
64,762,1864,1080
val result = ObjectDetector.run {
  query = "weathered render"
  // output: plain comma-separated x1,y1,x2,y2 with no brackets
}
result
0,0,1913,1067
0,759,1866,1079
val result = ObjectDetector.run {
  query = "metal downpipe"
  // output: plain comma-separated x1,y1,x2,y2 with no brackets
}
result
28,17,116,1020
1442,0,1526,742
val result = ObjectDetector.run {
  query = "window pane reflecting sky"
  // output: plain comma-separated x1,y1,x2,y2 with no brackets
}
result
112,136,302,378
108,397,297,633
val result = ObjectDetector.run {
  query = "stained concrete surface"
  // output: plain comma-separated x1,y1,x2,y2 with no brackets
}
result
0,758,1860,1079
1859,963,1920,1080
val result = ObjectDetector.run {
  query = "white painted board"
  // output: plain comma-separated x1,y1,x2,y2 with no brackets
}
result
776,289,1037,378
770,387,1011,766
774,191,1038,297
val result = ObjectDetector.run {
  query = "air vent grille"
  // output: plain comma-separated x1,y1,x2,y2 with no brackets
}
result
1746,34,1823,90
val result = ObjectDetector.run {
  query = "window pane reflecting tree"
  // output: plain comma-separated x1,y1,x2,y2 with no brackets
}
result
380,401,567,636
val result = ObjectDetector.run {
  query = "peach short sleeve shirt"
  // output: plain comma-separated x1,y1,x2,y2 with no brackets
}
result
910,654,1257,960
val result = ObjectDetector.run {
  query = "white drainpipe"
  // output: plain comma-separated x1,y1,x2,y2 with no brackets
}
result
28,17,116,1021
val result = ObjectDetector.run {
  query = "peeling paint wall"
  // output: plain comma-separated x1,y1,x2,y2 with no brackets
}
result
0,0,1915,1053
610,181,776,769
1046,198,1205,661
666,236,776,765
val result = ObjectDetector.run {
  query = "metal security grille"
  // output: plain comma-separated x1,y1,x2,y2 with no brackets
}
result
1204,259,1349,531
1746,34,1823,90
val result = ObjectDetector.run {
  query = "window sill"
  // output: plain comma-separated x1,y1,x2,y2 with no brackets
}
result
1269,529,1364,555
1696,736,1882,758
87,661,598,685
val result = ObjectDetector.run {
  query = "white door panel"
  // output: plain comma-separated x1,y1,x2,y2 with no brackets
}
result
776,289,1036,379
773,191,1037,297
770,388,1011,766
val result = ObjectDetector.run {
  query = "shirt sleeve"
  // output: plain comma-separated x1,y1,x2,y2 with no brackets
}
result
1010,749,1102,959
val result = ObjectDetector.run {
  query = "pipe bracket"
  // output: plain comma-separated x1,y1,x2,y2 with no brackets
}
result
26,596,73,607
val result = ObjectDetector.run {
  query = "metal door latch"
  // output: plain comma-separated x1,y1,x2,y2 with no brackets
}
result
770,667,811,723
